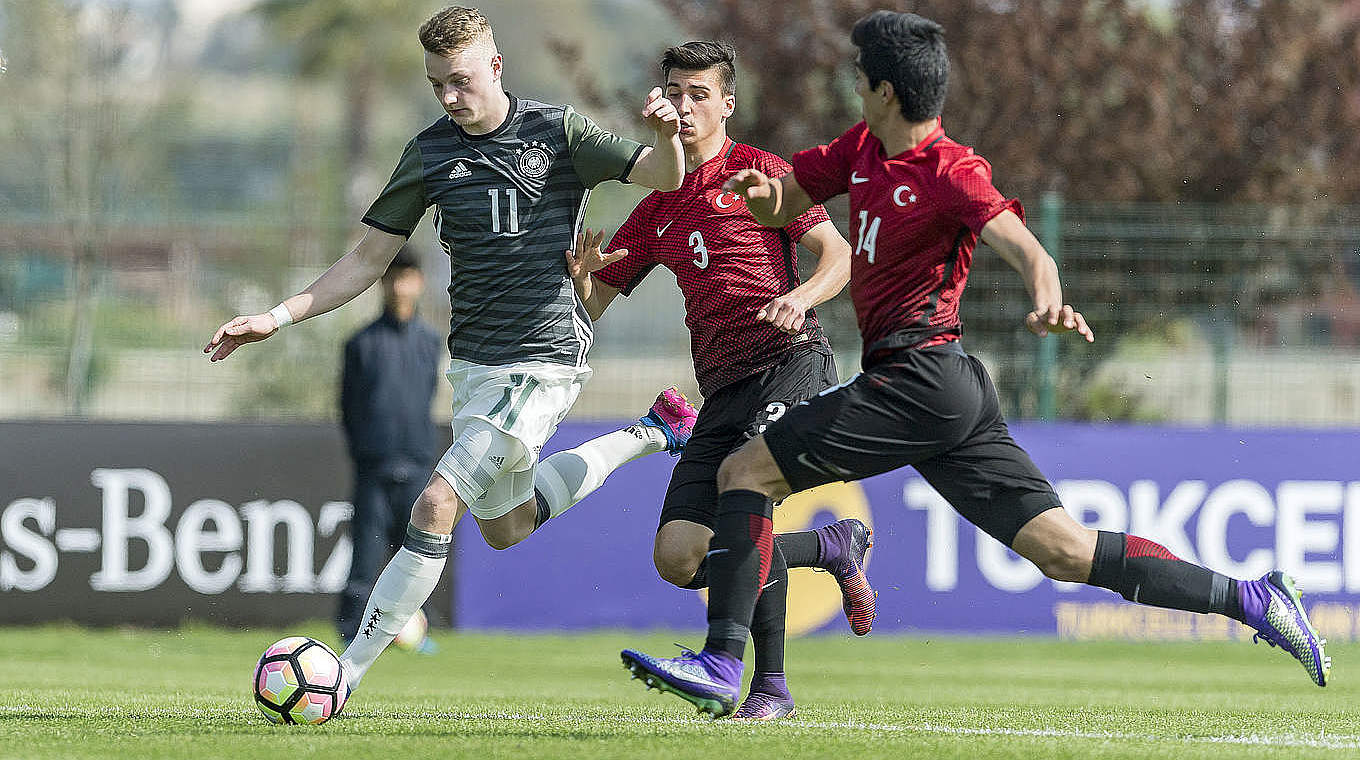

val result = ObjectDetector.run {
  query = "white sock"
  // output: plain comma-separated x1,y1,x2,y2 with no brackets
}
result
534,423,667,520
339,545,445,689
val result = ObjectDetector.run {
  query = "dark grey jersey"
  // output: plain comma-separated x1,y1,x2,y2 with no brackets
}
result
362,94,646,367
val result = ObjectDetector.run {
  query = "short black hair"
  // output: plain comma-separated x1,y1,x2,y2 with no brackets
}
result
851,11,949,122
383,246,421,280
661,41,737,96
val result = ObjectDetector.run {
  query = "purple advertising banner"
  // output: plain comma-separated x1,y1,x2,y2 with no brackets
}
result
455,423,1360,640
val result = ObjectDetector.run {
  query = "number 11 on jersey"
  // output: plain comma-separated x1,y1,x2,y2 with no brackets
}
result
488,187,520,234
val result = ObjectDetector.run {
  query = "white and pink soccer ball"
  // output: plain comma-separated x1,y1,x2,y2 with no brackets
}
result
253,636,349,725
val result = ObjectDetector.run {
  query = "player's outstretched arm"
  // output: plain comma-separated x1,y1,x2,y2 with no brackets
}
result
203,225,407,362
757,220,852,334
564,228,623,321
723,169,816,229
981,210,1095,342
625,87,684,192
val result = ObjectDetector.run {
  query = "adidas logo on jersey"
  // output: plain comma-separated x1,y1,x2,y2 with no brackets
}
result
448,161,472,180
489,455,506,469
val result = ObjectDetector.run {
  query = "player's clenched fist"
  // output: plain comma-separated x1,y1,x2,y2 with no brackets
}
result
203,313,280,362
641,87,680,135
757,292,812,335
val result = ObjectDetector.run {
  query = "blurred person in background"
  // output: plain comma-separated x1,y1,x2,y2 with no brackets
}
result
204,4,689,702
336,247,441,652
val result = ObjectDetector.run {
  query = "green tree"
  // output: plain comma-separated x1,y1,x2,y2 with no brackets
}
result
250,0,428,217
659,0,1360,205
0,0,183,414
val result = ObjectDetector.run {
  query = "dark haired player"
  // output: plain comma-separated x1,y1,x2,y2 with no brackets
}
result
620,11,1330,717
568,41,873,720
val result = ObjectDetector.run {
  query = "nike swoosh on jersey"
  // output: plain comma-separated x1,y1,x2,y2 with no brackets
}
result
656,220,674,237
850,172,868,184
705,547,730,558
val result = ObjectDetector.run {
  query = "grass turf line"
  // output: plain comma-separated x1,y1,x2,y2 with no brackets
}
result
0,624,1352,760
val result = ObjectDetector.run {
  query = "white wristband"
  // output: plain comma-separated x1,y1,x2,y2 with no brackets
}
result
268,303,294,329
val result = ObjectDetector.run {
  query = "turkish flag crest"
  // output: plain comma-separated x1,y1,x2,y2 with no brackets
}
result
709,190,746,213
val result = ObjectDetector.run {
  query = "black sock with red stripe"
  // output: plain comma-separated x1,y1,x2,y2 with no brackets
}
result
1087,531,1242,620
704,489,775,660
749,543,788,674
681,531,824,590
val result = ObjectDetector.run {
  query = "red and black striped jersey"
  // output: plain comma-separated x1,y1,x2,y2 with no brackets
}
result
791,120,1021,359
595,139,832,397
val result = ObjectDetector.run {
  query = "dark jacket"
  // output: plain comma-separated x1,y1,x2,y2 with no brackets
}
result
340,310,443,476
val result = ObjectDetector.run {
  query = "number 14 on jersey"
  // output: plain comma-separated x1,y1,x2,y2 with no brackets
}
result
855,210,880,263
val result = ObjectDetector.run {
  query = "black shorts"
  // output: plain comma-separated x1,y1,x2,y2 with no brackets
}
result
659,345,839,531
764,341,1061,546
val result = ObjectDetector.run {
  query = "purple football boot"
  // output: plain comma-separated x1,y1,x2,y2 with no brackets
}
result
813,519,877,635
1240,571,1331,686
731,672,796,721
639,387,698,456
621,646,741,717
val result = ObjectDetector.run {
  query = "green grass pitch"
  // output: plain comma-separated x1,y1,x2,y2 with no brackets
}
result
0,624,1353,759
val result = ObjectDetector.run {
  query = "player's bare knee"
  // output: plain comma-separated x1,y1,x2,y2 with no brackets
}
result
654,558,698,587
653,544,702,587
1013,510,1097,582
1033,543,1092,582
479,522,524,551
717,447,768,493
411,484,457,533
717,437,790,500
478,504,536,551
653,521,712,586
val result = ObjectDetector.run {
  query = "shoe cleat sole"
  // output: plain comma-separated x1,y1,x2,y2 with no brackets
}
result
621,655,732,717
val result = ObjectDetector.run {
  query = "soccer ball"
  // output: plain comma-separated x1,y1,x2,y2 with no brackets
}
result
252,636,349,725
393,608,428,652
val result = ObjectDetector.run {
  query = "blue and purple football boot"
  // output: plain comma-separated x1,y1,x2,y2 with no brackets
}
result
731,672,796,721
813,518,877,635
621,645,742,717
1240,570,1330,686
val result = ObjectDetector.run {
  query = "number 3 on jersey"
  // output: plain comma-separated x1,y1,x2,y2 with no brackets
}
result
689,230,709,269
488,187,520,234
854,210,880,263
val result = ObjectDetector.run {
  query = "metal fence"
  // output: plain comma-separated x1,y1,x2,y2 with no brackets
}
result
2,196,1358,425
964,198,1360,425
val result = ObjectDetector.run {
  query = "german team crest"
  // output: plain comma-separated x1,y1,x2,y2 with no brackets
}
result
517,141,552,179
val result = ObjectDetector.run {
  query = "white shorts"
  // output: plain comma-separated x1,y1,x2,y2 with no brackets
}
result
435,359,591,520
